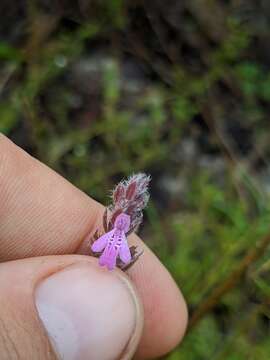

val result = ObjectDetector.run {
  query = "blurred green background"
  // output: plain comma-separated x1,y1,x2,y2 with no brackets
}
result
1,1,270,359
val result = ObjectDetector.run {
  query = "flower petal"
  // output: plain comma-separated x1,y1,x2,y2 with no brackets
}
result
119,236,131,264
99,245,118,270
91,230,114,252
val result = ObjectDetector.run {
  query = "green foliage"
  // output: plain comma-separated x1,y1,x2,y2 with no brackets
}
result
0,42,23,62
1,2,270,359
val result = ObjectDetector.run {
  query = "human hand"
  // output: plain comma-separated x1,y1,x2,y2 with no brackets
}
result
0,134,187,360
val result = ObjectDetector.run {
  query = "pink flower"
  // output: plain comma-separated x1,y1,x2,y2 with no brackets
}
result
91,213,131,270
90,173,150,270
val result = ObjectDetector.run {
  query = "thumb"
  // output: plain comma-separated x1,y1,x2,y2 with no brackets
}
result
0,256,143,360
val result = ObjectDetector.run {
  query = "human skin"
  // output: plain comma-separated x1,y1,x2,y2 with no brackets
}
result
0,134,188,359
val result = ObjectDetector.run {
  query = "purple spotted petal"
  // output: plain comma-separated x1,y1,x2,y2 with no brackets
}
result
91,230,113,252
99,242,119,270
91,211,143,270
119,237,131,264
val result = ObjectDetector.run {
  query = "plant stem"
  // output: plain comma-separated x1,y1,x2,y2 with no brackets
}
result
189,231,270,329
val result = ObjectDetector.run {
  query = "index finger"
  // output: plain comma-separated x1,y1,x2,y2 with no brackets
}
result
0,134,188,359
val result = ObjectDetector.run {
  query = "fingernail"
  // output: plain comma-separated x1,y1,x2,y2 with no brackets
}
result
35,263,143,360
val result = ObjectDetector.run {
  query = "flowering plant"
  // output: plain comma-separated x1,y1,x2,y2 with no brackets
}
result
90,173,150,270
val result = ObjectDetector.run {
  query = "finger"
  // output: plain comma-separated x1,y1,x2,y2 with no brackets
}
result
127,236,187,359
0,255,143,360
0,134,188,358
0,134,100,260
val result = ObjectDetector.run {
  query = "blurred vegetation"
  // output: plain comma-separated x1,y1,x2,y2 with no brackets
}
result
1,0,270,358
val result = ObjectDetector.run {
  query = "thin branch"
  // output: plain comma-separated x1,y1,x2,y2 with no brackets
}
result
189,231,270,329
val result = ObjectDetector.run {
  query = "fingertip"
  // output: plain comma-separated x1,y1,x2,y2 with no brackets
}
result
156,276,188,356
127,238,188,359
0,255,144,360
137,273,188,359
